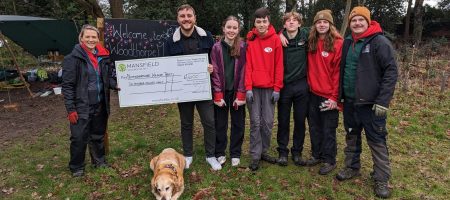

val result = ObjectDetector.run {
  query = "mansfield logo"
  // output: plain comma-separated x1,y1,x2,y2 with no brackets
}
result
118,63,126,72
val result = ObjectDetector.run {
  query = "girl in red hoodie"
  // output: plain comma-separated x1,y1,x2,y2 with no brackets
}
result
306,10,343,175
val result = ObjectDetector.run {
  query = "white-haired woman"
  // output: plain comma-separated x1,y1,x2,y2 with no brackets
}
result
62,24,118,177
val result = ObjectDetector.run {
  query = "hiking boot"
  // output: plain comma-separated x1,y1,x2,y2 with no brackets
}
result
292,155,306,166
277,156,288,166
94,162,111,168
72,170,84,177
318,163,336,175
336,167,361,181
261,154,277,164
374,180,391,198
249,160,260,171
306,156,322,166
217,156,226,165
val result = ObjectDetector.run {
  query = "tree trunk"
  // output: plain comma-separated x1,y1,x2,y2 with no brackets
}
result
413,0,424,46
109,0,124,18
340,0,352,36
440,71,448,93
75,0,105,18
285,0,295,12
300,0,305,16
357,0,366,6
403,0,413,40
12,0,17,15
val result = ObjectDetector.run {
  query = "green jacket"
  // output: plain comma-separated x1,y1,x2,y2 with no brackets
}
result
282,27,309,84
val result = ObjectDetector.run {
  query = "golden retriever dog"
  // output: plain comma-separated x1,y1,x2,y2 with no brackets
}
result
150,148,186,200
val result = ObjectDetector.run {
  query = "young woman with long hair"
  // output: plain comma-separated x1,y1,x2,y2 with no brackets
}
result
210,16,247,167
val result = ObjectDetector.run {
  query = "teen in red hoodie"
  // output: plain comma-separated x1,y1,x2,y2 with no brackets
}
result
245,7,284,171
306,10,343,175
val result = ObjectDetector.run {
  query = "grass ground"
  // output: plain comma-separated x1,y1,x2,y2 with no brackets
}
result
0,85,449,199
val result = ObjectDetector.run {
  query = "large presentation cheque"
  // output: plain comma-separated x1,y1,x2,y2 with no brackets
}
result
115,54,211,107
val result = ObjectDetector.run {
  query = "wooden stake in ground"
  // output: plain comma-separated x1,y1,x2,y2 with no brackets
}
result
0,33,34,98
97,18,110,155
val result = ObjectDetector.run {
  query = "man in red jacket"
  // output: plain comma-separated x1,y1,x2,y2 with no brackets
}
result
306,10,343,175
245,7,284,171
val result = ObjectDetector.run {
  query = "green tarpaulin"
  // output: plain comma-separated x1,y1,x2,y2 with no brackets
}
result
0,15,79,57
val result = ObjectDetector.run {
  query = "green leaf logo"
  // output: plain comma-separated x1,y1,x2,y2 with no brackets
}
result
118,64,126,72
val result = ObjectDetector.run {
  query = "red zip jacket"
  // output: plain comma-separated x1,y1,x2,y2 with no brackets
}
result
245,25,284,92
307,38,343,102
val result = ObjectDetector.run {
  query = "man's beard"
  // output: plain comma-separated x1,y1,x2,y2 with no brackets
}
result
181,22,194,32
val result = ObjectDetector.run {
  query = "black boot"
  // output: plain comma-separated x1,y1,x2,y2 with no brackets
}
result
249,160,260,171
305,156,322,166
292,155,306,166
261,154,277,164
318,163,336,175
336,167,361,181
72,169,85,177
374,181,391,198
277,156,288,166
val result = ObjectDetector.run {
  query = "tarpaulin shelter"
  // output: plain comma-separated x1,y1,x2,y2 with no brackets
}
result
0,15,79,57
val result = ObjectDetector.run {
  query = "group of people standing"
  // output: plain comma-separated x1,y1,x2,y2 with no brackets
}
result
62,3,397,199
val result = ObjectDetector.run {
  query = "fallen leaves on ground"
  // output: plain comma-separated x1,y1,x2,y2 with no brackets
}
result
189,171,202,183
31,191,42,199
280,178,289,189
2,187,14,195
36,164,44,171
119,165,143,178
89,191,103,200
192,187,215,200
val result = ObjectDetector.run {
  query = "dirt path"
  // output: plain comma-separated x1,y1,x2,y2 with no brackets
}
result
0,82,119,149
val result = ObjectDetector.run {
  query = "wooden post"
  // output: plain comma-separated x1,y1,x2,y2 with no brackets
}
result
441,71,448,93
97,18,109,155
0,33,34,98
97,18,105,45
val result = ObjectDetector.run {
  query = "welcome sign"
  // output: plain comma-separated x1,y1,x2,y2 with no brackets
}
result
104,19,178,61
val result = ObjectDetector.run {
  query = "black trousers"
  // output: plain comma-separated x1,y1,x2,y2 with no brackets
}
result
276,78,309,157
69,103,108,172
214,90,245,158
177,100,216,157
308,93,339,164
343,100,391,181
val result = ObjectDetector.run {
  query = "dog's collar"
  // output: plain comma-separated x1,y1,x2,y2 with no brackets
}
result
164,164,178,180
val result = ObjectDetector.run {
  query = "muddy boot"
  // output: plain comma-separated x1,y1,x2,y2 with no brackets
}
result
319,163,336,175
374,181,391,198
249,160,260,171
336,167,361,181
72,169,84,177
292,155,306,166
305,156,322,166
277,156,288,166
261,154,277,164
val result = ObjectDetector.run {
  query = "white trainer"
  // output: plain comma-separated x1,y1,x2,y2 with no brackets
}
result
231,158,240,166
185,156,193,169
206,157,222,171
217,156,226,165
